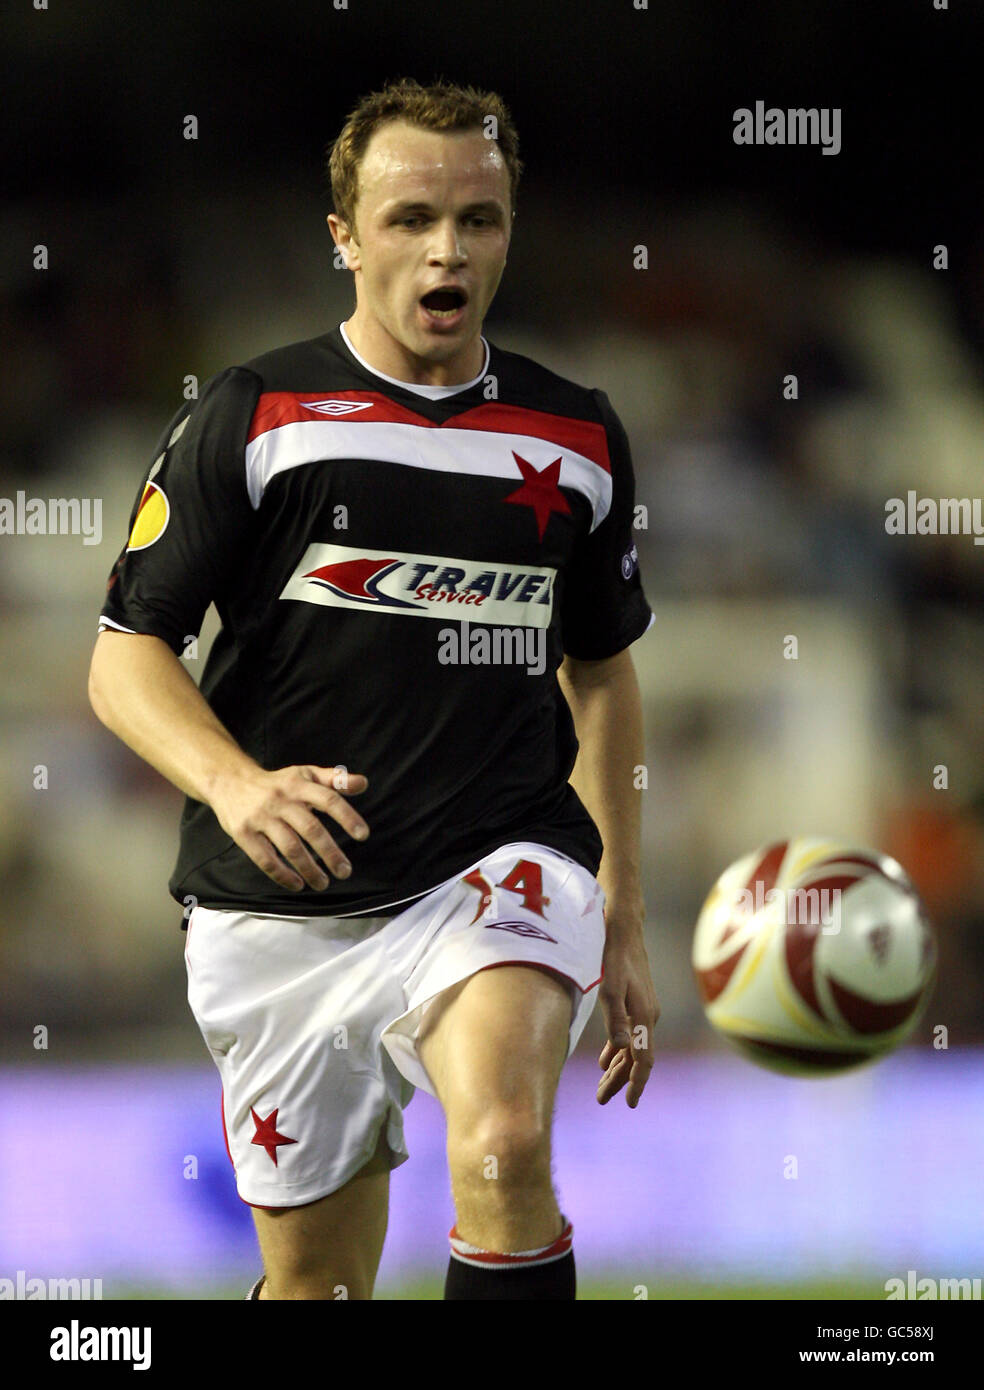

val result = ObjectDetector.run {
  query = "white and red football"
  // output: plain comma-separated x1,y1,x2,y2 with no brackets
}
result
692,838,937,1076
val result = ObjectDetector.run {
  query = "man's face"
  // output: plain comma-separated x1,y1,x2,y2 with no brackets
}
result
329,121,512,382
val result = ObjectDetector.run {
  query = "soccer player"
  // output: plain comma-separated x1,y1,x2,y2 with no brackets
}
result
88,76,659,1301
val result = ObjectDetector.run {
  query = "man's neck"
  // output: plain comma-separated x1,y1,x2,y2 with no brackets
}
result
343,312,484,387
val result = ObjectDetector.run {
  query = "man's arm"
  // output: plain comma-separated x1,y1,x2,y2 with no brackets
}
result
558,646,659,1107
88,630,369,891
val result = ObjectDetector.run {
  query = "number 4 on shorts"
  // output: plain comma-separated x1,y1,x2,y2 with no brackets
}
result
464,859,551,924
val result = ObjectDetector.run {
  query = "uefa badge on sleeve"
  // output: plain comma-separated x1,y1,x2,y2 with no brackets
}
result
620,544,638,580
126,481,170,551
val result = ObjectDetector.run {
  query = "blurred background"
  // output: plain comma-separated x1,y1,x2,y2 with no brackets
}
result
2,0,982,1298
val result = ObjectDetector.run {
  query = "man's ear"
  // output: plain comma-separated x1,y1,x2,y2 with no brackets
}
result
327,212,359,271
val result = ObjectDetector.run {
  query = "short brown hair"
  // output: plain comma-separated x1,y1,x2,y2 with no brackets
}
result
327,76,522,235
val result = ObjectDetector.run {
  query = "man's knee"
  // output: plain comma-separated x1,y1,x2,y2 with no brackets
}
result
448,1105,553,1194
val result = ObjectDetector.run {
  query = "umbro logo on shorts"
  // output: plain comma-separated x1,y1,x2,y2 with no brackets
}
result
484,920,558,943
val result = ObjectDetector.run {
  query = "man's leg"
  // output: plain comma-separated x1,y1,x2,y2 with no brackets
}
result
251,1131,392,1300
416,963,576,1297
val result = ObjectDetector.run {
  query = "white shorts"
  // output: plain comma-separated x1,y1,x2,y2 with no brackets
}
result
185,841,606,1208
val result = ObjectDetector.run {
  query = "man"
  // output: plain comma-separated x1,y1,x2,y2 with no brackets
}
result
88,76,659,1301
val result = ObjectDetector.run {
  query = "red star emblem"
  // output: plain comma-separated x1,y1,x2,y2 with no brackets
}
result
250,1107,297,1166
503,453,572,541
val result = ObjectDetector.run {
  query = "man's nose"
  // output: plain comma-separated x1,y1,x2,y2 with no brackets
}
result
428,220,466,264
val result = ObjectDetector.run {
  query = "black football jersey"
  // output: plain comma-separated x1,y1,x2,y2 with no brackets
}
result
99,324,653,917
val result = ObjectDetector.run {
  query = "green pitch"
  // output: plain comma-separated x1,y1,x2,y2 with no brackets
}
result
114,1274,885,1300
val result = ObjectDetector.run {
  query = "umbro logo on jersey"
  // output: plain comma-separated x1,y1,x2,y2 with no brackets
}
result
281,544,555,628
300,399,375,416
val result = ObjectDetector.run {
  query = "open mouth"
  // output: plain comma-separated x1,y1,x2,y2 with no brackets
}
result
420,287,468,318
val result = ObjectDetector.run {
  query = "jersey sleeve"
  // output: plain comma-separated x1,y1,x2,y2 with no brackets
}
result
98,366,262,655
560,389,654,660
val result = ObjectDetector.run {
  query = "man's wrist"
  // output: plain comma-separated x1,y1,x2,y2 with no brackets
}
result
202,754,263,810
602,893,646,939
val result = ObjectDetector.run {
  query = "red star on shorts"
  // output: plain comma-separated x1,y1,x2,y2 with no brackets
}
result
503,453,572,541
250,1106,297,1166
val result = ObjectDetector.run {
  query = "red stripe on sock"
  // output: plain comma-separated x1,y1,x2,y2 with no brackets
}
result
448,1220,573,1268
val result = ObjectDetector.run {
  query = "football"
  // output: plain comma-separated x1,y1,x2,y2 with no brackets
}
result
692,838,937,1076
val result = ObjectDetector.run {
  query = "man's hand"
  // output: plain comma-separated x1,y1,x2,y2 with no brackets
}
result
209,764,369,892
87,635,368,894
596,921,659,1108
